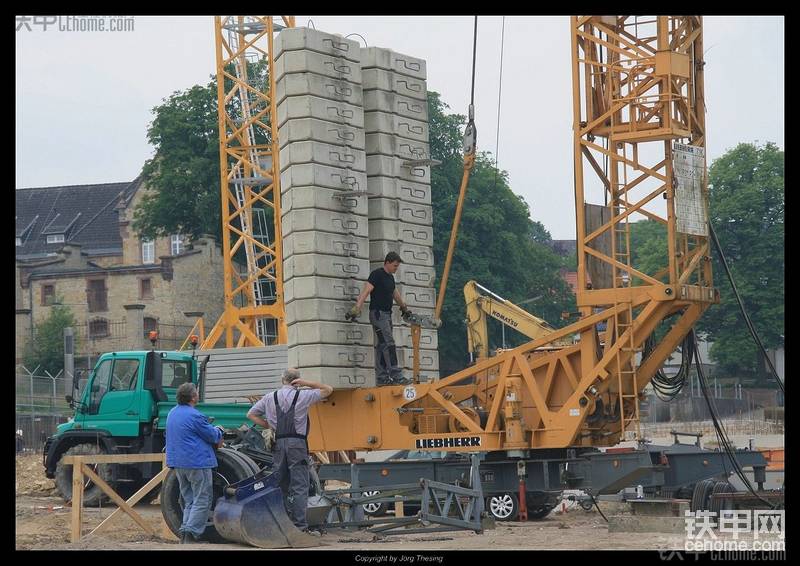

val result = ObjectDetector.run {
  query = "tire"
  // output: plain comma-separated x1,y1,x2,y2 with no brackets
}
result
690,479,715,512
528,505,555,519
54,443,114,507
117,481,162,505
161,448,256,543
486,493,519,521
361,490,388,517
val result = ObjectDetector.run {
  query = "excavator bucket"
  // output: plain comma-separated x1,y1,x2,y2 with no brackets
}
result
213,468,320,549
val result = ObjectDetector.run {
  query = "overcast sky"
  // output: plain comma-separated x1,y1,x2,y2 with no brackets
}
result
16,16,783,239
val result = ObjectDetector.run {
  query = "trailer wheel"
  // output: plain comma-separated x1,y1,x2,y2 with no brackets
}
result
161,448,257,543
361,490,388,516
709,481,734,517
54,443,114,507
486,493,518,521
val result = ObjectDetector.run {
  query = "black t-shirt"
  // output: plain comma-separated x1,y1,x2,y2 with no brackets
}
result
367,267,396,311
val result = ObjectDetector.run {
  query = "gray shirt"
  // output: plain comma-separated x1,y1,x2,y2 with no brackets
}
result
249,385,323,436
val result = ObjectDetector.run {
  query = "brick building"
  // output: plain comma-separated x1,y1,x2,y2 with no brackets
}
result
15,178,228,366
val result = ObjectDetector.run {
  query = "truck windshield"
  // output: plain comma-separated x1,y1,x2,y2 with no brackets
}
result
162,360,192,389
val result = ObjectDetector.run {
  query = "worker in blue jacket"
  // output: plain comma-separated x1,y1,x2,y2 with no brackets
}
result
166,382,223,544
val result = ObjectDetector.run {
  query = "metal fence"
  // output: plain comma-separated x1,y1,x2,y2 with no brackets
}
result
154,321,195,351
15,365,75,452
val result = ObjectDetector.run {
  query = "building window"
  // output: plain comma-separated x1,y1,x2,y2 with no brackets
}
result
41,284,55,306
16,237,21,247
139,278,153,299
143,317,158,337
170,234,184,255
142,239,155,264
86,279,108,312
46,234,65,244
89,318,109,338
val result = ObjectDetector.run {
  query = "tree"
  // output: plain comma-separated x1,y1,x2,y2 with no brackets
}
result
700,142,784,381
133,83,221,241
427,93,575,374
23,303,78,375
630,142,784,381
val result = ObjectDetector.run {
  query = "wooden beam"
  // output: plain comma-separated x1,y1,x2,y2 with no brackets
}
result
91,466,169,535
63,453,166,465
80,463,155,536
71,461,85,543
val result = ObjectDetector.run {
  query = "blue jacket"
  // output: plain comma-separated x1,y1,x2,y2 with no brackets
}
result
165,404,223,469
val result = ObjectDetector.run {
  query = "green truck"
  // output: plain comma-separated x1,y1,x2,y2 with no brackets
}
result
43,347,286,539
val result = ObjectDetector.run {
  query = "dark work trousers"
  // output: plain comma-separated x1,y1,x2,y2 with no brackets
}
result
272,390,310,530
369,309,402,384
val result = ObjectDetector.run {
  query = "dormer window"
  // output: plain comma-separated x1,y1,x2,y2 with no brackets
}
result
46,234,65,244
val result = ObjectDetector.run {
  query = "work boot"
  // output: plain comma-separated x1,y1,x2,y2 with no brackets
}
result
182,532,208,544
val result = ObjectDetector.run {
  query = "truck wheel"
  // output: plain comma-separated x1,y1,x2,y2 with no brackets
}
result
54,443,114,507
487,493,518,521
161,448,256,543
361,490,388,517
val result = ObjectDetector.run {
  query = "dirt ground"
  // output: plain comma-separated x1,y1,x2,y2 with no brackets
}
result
14,454,778,551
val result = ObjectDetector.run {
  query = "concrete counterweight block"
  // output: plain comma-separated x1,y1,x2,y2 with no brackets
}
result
283,231,369,260
274,50,363,85
368,219,433,247
364,111,429,143
284,275,361,303
281,209,368,238
288,344,374,369
365,132,430,161
393,326,439,350
275,27,361,64
368,260,435,288
396,284,436,310
361,68,427,101
366,177,432,205
369,240,434,267
360,46,427,80
276,72,364,108
277,96,364,129
280,140,366,172
279,118,365,151
282,186,368,216
293,366,373,389
288,321,373,346
363,89,429,122
368,198,433,226
284,298,359,324
283,253,370,281
282,163,367,193
366,154,431,184
397,347,439,372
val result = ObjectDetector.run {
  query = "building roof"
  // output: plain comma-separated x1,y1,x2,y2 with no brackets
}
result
15,178,141,257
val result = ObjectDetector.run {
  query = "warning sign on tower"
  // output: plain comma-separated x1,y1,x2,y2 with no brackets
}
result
673,142,708,236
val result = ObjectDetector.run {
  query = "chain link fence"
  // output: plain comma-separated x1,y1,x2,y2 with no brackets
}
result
15,365,76,453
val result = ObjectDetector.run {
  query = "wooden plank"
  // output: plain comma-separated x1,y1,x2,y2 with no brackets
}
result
91,466,170,535
64,453,166,464
81,463,155,536
71,458,85,542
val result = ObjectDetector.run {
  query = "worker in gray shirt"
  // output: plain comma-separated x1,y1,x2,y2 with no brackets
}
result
247,368,332,532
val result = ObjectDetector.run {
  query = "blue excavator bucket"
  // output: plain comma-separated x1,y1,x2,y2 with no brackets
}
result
213,468,320,548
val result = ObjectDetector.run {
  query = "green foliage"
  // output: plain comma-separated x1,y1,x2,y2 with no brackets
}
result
630,219,667,283
24,303,78,375
428,94,575,374
133,82,221,241
700,142,784,380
